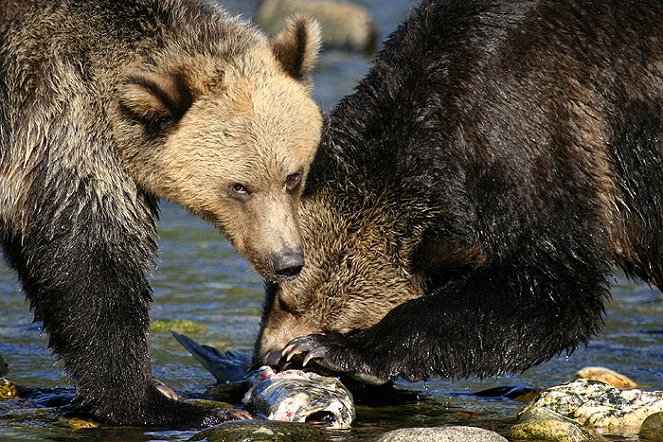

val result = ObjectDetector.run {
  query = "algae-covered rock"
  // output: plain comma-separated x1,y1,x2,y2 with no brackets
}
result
509,408,607,441
256,0,378,53
150,318,209,334
575,366,638,389
57,417,102,430
189,420,325,442
0,379,19,401
376,426,507,442
187,398,236,410
640,412,663,441
519,379,663,430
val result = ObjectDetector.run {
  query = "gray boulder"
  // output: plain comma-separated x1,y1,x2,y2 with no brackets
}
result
374,426,507,442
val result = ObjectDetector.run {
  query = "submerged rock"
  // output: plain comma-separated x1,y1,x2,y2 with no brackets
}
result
375,426,507,442
189,420,325,442
640,412,663,441
518,379,663,430
509,408,607,442
256,0,378,52
151,318,209,334
0,379,18,401
575,366,638,389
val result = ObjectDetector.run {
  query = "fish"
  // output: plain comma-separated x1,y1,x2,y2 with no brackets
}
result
172,332,356,429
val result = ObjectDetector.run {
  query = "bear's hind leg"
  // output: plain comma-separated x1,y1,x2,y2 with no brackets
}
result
612,115,663,291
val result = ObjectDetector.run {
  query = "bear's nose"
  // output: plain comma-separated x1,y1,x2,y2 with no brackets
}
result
272,251,304,279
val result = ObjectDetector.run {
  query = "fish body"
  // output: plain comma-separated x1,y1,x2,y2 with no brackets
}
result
173,332,355,429
243,366,355,429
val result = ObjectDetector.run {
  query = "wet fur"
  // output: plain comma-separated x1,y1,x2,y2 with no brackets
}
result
0,0,320,426
256,0,663,381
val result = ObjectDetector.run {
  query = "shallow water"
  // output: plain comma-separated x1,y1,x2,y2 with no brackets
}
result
1,0,662,441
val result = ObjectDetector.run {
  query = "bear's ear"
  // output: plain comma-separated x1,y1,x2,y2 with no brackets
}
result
118,71,194,125
270,16,321,84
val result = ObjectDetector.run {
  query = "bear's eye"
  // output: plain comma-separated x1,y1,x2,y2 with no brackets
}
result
285,172,302,192
229,183,251,199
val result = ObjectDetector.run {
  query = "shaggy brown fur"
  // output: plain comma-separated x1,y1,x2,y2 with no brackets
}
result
0,0,320,427
255,0,663,385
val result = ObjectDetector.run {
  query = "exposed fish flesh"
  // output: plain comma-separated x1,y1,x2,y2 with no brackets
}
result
173,332,355,429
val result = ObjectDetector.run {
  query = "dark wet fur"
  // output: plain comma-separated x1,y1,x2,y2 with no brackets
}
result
257,0,663,382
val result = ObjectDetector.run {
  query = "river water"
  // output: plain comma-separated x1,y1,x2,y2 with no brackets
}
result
0,0,661,440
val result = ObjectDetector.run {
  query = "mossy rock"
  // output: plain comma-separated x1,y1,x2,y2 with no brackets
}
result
190,420,325,442
186,398,236,410
0,379,19,401
57,417,102,430
640,412,663,441
509,408,607,442
150,319,209,334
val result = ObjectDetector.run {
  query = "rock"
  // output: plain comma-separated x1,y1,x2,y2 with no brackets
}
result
189,420,325,441
256,0,378,53
150,318,209,334
640,412,663,441
57,417,102,430
519,379,663,429
374,426,507,442
0,378,19,401
575,366,638,389
509,408,607,442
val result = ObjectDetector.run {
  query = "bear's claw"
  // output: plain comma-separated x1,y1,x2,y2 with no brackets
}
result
281,333,347,373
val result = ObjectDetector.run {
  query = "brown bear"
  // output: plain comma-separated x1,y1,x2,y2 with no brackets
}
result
0,0,321,427
255,0,663,386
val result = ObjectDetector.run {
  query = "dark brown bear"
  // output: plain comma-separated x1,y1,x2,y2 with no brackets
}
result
0,0,321,427
255,0,663,385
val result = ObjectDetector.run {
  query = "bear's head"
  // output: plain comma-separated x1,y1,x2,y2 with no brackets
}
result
114,17,322,282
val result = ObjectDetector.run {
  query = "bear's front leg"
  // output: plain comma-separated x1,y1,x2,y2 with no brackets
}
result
2,224,248,427
282,259,609,383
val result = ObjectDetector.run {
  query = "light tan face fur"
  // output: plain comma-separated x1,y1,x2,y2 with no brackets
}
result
160,71,321,278
114,18,322,281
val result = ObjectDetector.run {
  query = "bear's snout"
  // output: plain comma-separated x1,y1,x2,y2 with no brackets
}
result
271,250,304,280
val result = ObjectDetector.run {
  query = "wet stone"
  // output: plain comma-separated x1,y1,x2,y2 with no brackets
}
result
518,379,663,429
509,408,607,442
640,412,663,441
374,426,508,442
0,379,18,401
575,366,638,389
189,420,325,442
